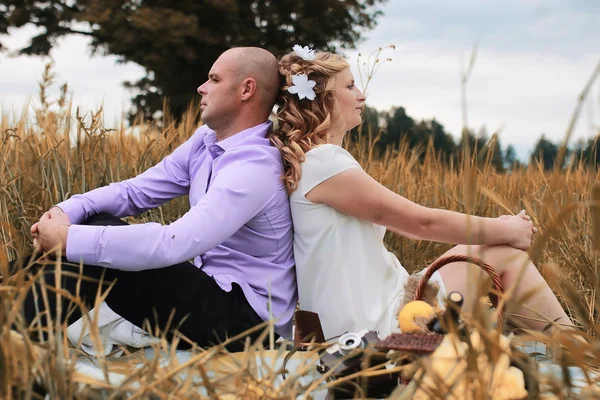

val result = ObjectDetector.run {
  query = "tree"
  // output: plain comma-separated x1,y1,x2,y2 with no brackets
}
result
378,107,458,161
457,129,486,165
350,104,381,139
429,118,456,158
480,133,505,172
571,136,600,168
1,0,387,121
379,106,416,150
504,144,520,170
530,134,562,170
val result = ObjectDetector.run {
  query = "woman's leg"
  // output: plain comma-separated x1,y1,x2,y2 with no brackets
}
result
434,244,573,332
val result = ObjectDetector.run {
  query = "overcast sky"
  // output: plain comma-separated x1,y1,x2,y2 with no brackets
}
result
1,0,599,160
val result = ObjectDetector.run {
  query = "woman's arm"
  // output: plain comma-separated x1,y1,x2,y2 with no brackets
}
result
306,168,534,250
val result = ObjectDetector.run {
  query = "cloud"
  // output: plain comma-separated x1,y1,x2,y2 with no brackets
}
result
1,3,598,160
367,0,600,55
0,26,144,126
347,0,600,159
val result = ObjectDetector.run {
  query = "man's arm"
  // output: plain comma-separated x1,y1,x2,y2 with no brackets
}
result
63,147,278,270
55,128,205,224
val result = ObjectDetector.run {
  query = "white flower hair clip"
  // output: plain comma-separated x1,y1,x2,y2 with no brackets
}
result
288,74,316,101
293,44,316,61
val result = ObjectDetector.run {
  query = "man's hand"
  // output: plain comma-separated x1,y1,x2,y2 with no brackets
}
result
33,218,70,254
31,207,71,253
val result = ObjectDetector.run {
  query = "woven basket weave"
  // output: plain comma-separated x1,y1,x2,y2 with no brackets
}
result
415,254,504,324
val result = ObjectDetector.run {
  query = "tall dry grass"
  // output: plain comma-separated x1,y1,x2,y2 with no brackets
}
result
1,61,600,398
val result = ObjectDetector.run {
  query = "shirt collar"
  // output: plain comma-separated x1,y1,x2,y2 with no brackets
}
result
202,121,272,159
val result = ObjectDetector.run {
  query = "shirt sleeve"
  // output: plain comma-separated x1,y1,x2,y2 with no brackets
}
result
299,144,361,197
56,127,205,224
65,146,280,270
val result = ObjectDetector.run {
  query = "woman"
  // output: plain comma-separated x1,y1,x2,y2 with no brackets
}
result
269,46,573,340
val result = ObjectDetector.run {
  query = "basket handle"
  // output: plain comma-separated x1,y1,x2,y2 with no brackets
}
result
415,254,504,322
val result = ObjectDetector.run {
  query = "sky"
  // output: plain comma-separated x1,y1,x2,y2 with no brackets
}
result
0,0,599,160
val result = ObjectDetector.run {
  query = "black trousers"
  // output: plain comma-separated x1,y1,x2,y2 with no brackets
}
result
15,213,266,352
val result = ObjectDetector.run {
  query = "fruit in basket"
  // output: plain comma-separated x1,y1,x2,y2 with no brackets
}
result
397,300,435,333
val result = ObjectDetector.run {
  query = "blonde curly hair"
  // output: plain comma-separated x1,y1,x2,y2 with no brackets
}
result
269,51,349,193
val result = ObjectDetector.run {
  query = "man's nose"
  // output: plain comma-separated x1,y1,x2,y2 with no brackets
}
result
197,82,207,95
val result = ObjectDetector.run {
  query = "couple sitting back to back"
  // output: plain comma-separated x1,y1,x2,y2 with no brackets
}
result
22,46,573,351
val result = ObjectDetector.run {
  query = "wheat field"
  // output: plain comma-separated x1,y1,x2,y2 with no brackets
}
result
1,65,600,398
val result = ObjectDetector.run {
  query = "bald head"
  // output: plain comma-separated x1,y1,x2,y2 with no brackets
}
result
225,47,280,111
197,47,280,137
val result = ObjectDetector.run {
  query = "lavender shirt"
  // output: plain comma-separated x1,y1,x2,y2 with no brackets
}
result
57,122,297,337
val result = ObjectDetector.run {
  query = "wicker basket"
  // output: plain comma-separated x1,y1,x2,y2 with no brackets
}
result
414,254,504,324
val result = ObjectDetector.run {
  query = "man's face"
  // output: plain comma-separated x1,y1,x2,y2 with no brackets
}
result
197,50,242,130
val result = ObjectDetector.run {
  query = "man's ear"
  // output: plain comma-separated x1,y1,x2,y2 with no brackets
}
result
240,77,257,101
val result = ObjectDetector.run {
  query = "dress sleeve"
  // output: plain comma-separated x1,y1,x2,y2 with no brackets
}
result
299,144,361,197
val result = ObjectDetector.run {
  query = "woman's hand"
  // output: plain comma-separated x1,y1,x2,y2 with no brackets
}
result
498,210,538,234
503,210,536,250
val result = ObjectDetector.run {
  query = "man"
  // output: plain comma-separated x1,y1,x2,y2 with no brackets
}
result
26,47,297,351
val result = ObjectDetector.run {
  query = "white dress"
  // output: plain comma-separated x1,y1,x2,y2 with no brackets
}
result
291,144,446,340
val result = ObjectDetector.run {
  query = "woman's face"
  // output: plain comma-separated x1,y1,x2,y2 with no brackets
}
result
333,68,366,132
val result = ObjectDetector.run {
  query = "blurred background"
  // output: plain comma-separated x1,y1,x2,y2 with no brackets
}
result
1,0,599,166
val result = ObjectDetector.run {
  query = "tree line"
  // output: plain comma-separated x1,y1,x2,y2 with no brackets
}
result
355,105,600,171
1,0,387,121
3,1,596,170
